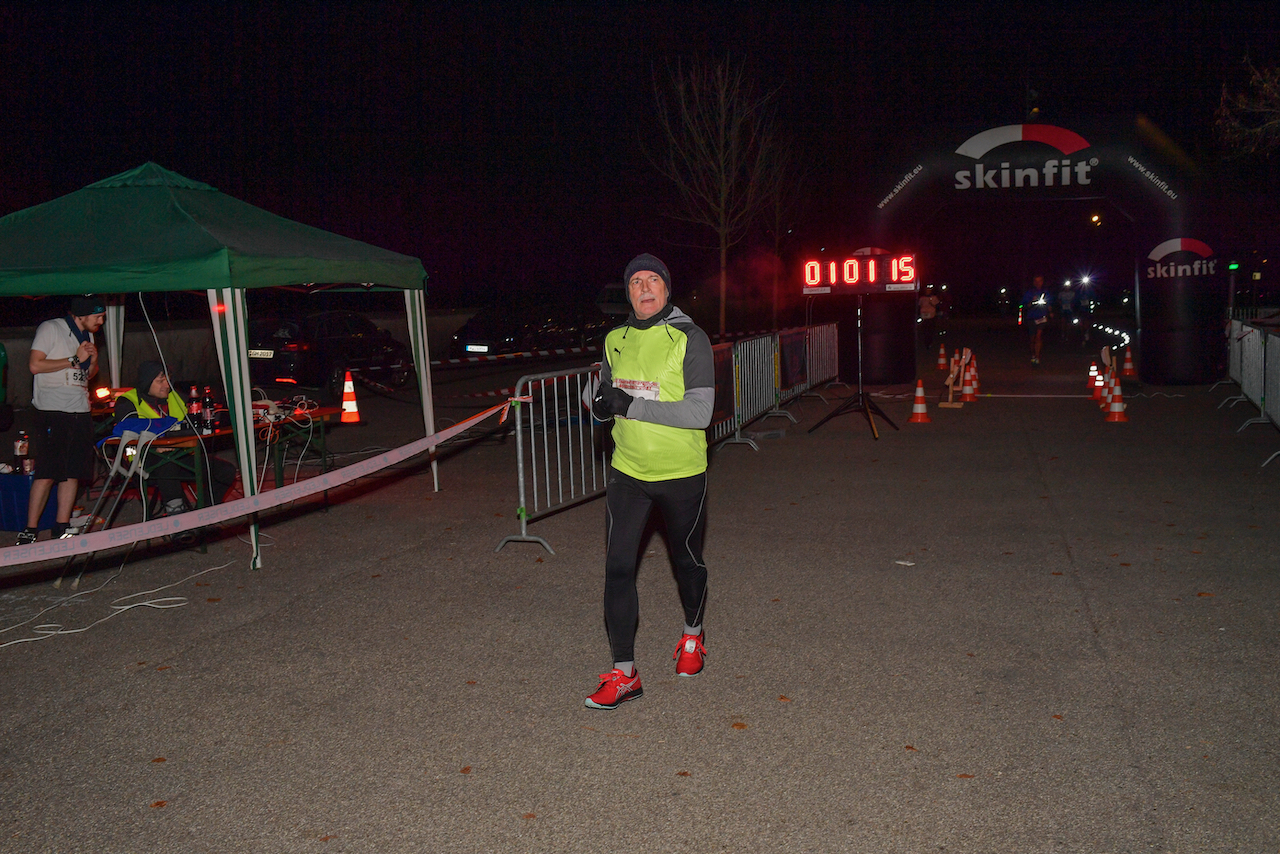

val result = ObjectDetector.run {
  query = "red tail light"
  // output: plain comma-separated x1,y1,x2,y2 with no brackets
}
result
281,342,310,352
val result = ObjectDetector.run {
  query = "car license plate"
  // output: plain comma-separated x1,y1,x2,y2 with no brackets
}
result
248,349,274,359
465,344,490,354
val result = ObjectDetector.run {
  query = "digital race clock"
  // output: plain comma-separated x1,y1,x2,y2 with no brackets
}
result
802,252,918,295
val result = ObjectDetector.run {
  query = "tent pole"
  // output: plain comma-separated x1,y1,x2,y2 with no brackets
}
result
405,289,440,492
105,302,125,389
208,286,263,568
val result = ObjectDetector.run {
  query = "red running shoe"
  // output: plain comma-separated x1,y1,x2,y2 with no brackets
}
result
584,668,643,710
673,632,707,677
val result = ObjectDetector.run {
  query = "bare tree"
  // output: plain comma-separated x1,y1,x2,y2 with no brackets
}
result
652,58,781,335
1216,61,1280,158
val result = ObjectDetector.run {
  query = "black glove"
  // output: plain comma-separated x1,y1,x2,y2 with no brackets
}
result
592,384,634,420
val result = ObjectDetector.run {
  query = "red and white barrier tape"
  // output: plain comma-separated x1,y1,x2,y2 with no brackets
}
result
444,388,516,399
439,374,593,400
431,345,599,366
1,399,520,569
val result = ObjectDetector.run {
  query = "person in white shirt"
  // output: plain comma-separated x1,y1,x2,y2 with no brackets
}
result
16,296,105,545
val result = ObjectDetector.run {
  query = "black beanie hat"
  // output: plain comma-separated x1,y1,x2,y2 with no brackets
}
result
69,295,106,317
136,361,166,395
623,253,671,294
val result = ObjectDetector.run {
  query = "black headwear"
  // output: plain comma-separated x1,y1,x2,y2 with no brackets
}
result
136,361,167,404
623,253,671,294
69,295,106,317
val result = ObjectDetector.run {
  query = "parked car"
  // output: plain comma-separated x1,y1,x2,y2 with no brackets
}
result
247,310,412,398
449,307,611,358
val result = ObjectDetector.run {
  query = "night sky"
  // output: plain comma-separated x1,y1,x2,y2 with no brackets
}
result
1,1,1278,325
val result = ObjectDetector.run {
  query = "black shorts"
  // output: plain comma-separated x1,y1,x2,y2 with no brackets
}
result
31,410,96,482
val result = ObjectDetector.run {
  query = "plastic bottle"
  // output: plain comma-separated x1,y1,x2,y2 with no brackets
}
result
202,385,217,431
188,384,202,427
15,430,32,475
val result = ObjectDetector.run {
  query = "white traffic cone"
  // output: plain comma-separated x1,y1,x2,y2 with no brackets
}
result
908,380,931,423
340,370,360,423
1105,377,1129,422
960,362,977,403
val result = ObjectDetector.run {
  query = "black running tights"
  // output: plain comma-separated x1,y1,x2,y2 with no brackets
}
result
603,467,708,663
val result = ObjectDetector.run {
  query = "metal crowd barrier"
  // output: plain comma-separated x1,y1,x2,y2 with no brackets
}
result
497,324,843,550
1220,320,1280,465
776,328,810,404
1237,325,1268,432
1232,306,1280,322
495,365,607,554
713,323,841,450
805,322,840,395
707,342,739,444
708,336,775,450
1229,319,1244,385
716,333,781,450
769,321,840,412
1266,332,1280,465
1218,319,1250,403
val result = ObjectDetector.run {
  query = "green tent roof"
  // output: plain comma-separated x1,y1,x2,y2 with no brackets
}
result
0,162,426,296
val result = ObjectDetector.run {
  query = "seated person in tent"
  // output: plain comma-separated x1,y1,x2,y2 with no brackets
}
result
114,361,237,514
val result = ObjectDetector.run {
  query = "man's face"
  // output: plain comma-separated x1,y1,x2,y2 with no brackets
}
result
1032,276,1044,290
628,270,668,321
148,373,171,399
78,312,106,333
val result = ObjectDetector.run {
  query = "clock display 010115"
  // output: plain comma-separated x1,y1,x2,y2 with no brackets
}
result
802,253,917,295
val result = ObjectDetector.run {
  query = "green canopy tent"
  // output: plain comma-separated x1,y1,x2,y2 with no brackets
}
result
0,163,436,567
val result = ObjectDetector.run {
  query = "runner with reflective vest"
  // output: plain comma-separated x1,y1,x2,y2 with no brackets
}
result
584,253,715,710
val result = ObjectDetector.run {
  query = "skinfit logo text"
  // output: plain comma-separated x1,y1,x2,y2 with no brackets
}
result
951,124,1095,191
1145,238,1216,279
1147,259,1217,279
954,158,1094,190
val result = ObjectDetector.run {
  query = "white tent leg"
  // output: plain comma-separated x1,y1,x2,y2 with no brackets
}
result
105,303,125,389
405,290,440,492
208,287,263,567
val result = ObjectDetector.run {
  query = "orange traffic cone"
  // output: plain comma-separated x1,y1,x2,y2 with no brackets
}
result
1121,346,1137,377
1099,369,1113,410
1092,366,1105,400
908,380,931,423
960,362,978,402
1105,378,1128,422
340,370,360,423
1087,361,1099,392
970,355,980,392
936,344,947,370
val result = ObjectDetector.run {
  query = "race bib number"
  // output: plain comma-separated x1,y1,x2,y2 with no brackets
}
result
61,366,89,387
614,378,659,401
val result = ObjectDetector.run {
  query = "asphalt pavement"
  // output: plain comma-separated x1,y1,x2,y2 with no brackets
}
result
1,317,1277,853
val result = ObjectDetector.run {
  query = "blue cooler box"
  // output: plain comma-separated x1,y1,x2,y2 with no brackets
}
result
0,473,60,532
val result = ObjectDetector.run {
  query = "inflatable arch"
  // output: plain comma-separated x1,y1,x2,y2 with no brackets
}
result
871,119,1226,384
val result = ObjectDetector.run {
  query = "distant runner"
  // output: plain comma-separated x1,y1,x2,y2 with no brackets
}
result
1057,280,1077,343
1021,275,1053,365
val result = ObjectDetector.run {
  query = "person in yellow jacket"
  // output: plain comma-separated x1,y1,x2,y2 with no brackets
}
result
114,361,236,514
585,254,715,710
